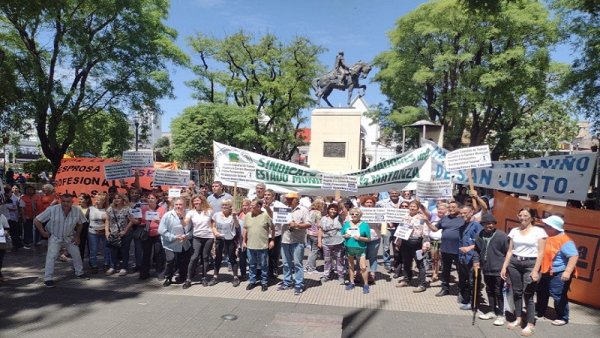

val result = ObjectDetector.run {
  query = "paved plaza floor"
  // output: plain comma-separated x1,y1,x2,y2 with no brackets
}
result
1,245,599,337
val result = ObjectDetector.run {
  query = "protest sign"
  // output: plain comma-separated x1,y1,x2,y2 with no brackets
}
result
153,169,190,186
219,162,257,183
385,208,410,223
393,225,413,240
445,145,492,172
104,162,133,180
273,207,292,224
130,207,142,219
360,208,387,223
122,150,154,169
416,180,453,199
168,188,181,198
145,210,159,221
321,174,358,192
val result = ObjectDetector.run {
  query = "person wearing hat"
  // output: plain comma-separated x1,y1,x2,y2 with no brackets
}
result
536,215,578,326
473,213,509,326
278,192,312,296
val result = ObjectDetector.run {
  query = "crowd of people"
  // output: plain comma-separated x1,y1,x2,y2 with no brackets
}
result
0,179,581,337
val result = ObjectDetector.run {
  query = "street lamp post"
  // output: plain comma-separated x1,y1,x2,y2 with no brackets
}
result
134,119,139,151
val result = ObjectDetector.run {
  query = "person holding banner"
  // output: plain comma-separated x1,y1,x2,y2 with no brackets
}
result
318,203,346,285
278,192,312,296
183,194,214,289
140,193,167,280
159,198,192,287
500,208,547,336
396,200,430,293
376,189,402,273
209,199,242,287
361,196,381,285
536,215,578,327
341,208,371,294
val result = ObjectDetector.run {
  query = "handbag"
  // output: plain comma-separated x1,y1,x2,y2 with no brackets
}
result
107,234,122,248
132,226,149,241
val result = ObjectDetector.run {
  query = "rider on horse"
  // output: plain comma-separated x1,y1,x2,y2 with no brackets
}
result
334,51,350,86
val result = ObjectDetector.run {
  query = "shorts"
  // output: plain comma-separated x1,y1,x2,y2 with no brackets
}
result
430,240,441,252
346,247,366,257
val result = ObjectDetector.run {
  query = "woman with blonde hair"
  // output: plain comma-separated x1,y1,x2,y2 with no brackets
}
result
183,194,214,288
88,193,109,273
209,198,241,287
104,193,136,276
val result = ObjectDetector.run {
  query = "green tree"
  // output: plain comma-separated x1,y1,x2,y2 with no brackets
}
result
554,0,600,131
154,135,172,162
181,31,324,161
374,0,562,158
65,109,132,158
0,0,187,175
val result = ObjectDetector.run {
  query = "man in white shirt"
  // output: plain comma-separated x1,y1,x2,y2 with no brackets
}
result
34,194,90,287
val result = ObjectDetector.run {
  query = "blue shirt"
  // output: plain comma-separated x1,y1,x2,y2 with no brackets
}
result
552,240,578,273
459,221,483,264
436,214,465,255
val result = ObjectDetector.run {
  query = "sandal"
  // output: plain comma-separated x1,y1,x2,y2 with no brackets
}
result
551,320,567,326
521,326,535,337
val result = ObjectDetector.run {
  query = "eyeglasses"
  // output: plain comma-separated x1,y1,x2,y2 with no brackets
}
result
350,213,360,216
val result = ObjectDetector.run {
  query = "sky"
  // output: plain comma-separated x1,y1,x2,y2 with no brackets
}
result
157,0,574,132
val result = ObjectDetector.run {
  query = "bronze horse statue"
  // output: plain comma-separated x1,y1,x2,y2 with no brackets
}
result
312,60,372,107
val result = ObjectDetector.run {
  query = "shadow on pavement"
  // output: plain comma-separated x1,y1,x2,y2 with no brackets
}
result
342,299,388,338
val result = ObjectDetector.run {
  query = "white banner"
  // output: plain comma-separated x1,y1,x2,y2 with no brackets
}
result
122,150,154,169
360,208,387,223
416,180,453,199
104,162,133,180
320,174,358,192
168,188,181,198
393,225,413,240
273,207,292,224
219,162,257,182
445,145,492,171
385,208,410,223
153,169,190,186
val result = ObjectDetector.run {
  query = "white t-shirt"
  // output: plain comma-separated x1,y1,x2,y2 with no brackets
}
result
187,209,213,239
509,226,547,258
212,212,236,240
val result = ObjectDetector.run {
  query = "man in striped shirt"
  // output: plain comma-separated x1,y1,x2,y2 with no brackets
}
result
34,193,90,287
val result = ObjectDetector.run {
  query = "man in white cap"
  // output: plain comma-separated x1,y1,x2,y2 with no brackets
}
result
536,215,578,326
277,192,312,295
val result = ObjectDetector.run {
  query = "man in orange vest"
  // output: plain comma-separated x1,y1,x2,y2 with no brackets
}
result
536,215,578,326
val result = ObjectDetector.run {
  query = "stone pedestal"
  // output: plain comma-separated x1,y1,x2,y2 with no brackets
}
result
308,108,362,173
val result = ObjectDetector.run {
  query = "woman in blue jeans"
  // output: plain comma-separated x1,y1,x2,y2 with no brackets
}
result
104,193,136,276
361,196,380,285
87,193,110,272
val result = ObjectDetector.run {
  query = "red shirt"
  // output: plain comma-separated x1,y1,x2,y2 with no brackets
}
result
141,205,167,237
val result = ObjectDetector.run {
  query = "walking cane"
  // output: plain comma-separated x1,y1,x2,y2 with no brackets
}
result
472,265,479,325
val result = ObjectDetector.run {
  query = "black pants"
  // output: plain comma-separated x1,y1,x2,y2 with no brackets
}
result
268,235,282,276
238,247,247,278
400,238,426,286
140,236,165,278
164,248,191,281
78,222,89,261
0,249,5,276
507,257,538,324
214,238,238,277
8,220,22,249
484,275,505,316
187,237,214,280
440,252,459,290
458,261,481,305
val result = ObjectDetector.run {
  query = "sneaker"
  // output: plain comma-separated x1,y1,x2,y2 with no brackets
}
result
182,280,192,289
345,283,355,291
232,277,241,287
435,289,449,297
396,280,408,288
35,241,43,246
277,284,291,291
23,244,31,250
459,303,472,310
261,284,268,292
105,268,115,276
118,269,127,276
76,273,90,280
362,285,370,294
507,320,522,330
479,312,496,320
338,277,346,285
294,287,303,296
320,277,328,284
202,278,209,287
44,280,55,288
493,316,506,326
413,285,426,293
163,278,172,287
521,326,535,337
551,319,567,326
207,278,218,286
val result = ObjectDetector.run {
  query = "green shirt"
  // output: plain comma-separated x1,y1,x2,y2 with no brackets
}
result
341,221,370,249
245,212,274,250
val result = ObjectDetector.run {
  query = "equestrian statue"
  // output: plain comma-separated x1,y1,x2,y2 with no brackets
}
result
312,51,372,107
